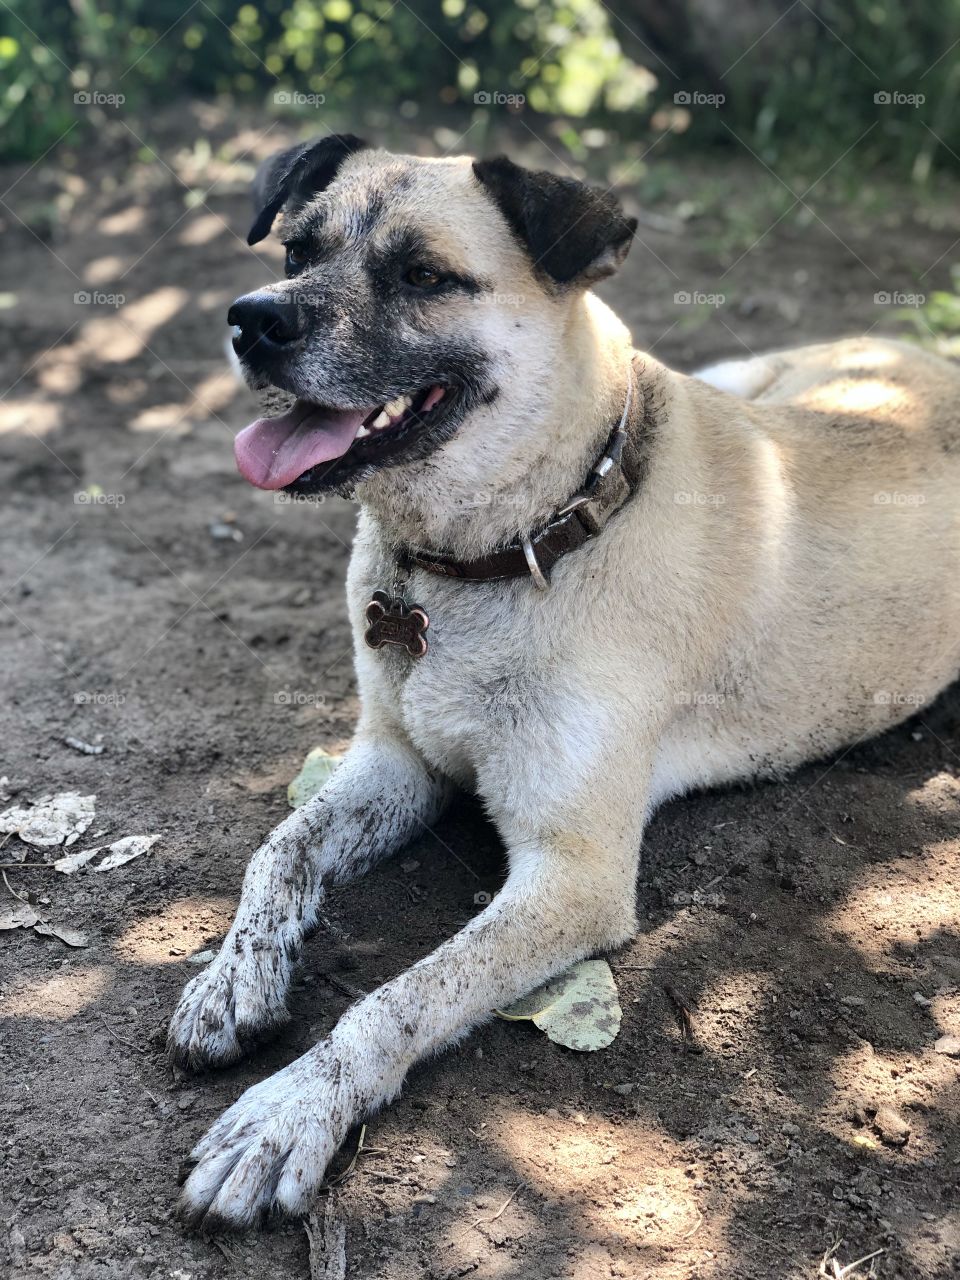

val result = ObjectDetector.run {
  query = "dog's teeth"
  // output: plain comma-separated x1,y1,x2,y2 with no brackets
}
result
384,395,412,419
356,424,371,438
371,410,391,430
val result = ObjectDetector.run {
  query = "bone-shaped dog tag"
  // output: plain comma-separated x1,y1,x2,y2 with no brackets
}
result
364,590,429,658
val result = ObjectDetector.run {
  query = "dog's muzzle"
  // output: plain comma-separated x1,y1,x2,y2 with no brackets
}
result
228,291,304,365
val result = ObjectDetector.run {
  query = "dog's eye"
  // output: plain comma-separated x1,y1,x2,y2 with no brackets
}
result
406,265,443,289
284,242,307,274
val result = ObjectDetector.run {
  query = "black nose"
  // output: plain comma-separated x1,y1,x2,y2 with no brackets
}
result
228,291,303,359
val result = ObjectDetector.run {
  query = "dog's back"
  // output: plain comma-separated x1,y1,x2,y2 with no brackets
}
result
655,337,960,798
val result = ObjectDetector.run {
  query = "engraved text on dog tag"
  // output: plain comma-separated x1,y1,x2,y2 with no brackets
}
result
364,590,429,658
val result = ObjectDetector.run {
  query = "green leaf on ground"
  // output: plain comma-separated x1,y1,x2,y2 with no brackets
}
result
496,958,622,1051
288,747,343,808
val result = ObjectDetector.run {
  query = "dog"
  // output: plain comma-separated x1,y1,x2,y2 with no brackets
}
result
168,135,960,1230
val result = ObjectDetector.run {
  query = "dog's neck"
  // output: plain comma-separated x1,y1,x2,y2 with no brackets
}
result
357,293,640,559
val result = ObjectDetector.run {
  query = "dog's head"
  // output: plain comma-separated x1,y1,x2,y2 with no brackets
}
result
229,136,636,499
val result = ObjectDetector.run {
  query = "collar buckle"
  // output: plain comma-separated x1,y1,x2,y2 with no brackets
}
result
556,452,631,536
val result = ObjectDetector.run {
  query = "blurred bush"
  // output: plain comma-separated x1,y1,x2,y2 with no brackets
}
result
1,0,959,177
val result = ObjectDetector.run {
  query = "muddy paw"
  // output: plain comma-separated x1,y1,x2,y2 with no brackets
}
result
178,1048,349,1230
167,944,291,1070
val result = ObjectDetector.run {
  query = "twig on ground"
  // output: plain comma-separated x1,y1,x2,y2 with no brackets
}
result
702,870,729,891
462,1183,524,1237
305,1195,347,1280
99,1013,140,1052
683,1209,704,1240
819,1241,886,1278
323,973,367,1000
2,868,31,905
323,1124,366,1188
663,983,696,1043
211,1238,242,1267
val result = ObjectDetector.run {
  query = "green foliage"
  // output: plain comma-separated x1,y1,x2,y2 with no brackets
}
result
907,264,960,355
0,0,649,161
712,0,960,181
2,0,960,179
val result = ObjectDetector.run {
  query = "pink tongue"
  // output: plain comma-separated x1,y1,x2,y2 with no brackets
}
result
234,399,366,489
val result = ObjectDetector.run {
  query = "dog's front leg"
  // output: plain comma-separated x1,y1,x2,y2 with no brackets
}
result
178,763,647,1230
167,732,450,1070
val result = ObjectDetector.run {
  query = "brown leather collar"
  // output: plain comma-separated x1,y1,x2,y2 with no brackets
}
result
401,359,649,589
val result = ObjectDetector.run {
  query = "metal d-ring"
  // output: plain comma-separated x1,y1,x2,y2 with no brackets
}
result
521,532,551,591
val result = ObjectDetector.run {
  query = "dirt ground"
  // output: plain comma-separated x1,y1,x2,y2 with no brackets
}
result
2,102,959,1280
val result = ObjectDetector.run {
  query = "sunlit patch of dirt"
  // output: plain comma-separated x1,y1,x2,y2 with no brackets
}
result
112,897,234,965
2,964,113,1018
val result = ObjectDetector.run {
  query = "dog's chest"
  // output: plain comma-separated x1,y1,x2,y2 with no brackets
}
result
366,579,537,784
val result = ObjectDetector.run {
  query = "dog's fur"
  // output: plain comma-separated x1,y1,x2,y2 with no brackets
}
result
169,139,960,1230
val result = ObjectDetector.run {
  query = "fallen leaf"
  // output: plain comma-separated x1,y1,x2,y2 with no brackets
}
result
33,922,89,948
0,903,41,931
0,791,96,850
497,959,622,1051
288,748,343,808
54,833,160,874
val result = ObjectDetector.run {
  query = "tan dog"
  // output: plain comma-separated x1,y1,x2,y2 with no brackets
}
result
168,137,960,1230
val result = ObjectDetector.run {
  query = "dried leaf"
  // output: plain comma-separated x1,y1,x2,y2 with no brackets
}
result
0,791,96,850
0,903,41,931
497,959,622,1051
288,748,343,808
54,833,160,874
33,922,89,948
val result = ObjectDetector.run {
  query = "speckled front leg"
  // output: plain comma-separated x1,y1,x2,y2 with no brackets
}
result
167,735,449,1069
178,768,648,1231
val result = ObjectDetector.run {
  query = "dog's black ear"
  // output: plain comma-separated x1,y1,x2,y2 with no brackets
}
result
247,133,368,246
472,155,636,286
